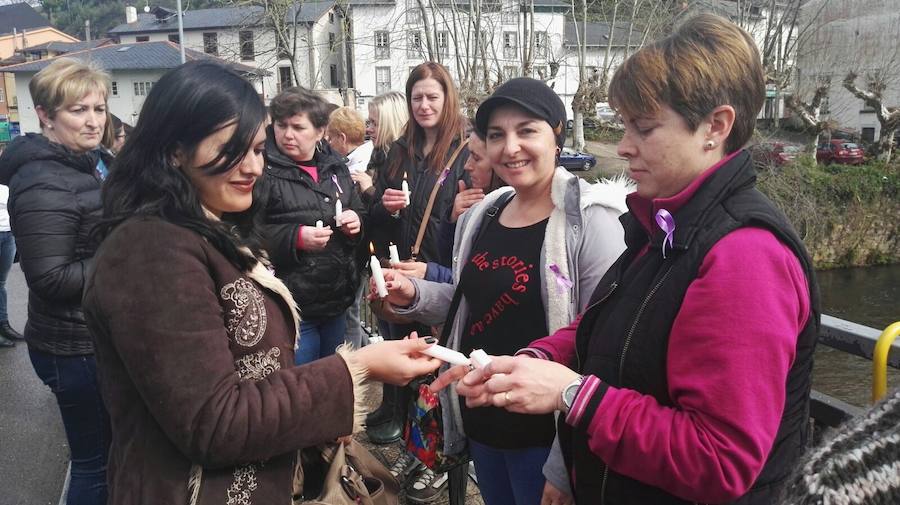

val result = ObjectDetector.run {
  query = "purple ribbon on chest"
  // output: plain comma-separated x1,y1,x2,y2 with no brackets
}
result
548,263,574,293
332,174,343,194
655,208,676,259
437,167,451,186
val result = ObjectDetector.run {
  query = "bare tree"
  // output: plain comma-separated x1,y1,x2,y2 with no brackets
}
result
843,71,900,162
784,78,833,152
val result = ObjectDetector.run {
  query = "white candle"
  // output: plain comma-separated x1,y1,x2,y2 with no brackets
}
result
315,220,323,229
334,196,343,227
388,242,400,265
401,173,410,207
369,242,388,298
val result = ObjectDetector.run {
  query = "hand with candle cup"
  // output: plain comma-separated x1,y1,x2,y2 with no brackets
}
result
337,209,361,236
299,224,333,251
354,332,443,385
392,260,427,279
381,188,409,213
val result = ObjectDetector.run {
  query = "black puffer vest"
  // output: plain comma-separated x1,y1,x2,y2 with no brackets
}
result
559,151,820,504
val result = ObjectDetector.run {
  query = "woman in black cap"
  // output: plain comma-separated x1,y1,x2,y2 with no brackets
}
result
382,77,631,505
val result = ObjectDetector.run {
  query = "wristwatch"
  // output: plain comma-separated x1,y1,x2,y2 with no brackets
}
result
561,376,585,414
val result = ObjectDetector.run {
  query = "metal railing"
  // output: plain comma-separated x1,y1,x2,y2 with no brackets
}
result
808,315,900,432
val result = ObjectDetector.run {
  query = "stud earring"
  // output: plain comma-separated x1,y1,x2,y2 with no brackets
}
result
704,140,716,150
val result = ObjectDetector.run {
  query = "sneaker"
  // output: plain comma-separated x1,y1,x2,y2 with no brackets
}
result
406,468,448,503
389,451,422,481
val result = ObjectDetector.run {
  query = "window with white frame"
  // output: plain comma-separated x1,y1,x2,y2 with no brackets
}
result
329,32,336,51
239,30,255,61
111,81,118,96
503,31,517,59
133,81,154,96
203,32,218,55
535,31,548,59
502,0,517,24
330,65,339,87
406,0,422,24
437,31,450,58
375,66,391,95
374,31,390,59
407,30,422,59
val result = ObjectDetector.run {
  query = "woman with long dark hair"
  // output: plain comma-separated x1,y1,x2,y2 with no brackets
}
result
83,61,441,504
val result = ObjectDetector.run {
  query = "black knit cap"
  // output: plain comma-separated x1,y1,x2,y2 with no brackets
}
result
475,77,567,149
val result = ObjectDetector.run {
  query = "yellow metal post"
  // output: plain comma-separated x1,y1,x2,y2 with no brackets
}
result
872,321,900,403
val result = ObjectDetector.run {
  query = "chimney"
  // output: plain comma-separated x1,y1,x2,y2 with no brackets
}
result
126,6,138,24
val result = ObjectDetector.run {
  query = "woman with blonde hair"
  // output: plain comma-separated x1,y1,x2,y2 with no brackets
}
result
351,90,408,229
0,57,113,505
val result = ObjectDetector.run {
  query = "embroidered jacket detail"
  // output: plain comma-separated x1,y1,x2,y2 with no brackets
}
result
235,347,282,381
221,278,267,347
226,463,260,505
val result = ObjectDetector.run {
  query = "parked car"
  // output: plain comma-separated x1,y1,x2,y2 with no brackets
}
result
750,142,801,168
559,148,596,171
566,117,600,130
816,139,865,165
596,103,621,124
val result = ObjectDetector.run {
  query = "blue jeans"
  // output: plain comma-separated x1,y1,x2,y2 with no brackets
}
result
469,439,551,505
296,312,348,365
0,231,16,321
29,348,110,505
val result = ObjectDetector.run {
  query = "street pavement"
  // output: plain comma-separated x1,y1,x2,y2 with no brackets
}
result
0,263,68,505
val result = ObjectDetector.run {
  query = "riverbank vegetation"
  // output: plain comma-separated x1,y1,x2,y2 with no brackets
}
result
758,157,900,269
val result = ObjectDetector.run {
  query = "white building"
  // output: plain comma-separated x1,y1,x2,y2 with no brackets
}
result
795,0,900,143
4,41,264,134
345,0,572,113
108,3,346,104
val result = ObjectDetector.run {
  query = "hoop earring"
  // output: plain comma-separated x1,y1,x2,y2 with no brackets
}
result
704,140,716,151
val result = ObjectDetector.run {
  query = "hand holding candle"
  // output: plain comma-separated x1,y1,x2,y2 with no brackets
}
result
369,242,388,298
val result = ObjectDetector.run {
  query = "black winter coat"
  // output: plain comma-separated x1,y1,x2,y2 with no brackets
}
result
0,133,109,355
260,132,366,319
369,137,469,266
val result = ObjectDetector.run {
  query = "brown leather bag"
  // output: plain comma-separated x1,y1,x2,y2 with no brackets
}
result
368,139,469,326
295,440,400,505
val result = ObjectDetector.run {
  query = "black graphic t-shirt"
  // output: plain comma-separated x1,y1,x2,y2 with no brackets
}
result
458,215,555,449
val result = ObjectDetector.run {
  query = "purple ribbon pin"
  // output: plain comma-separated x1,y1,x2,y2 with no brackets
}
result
332,174,343,194
548,263,574,293
437,167,451,186
655,208,676,259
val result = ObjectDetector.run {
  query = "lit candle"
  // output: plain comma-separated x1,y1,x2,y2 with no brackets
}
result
334,193,343,227
388,242,400,265
369,242,388,298
401,172,410,207
315,220,323,229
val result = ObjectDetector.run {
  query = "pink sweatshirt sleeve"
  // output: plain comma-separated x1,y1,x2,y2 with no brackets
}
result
565,227,810,503
518,313,583,364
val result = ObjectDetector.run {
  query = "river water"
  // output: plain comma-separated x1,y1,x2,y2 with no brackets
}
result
813,264,900,406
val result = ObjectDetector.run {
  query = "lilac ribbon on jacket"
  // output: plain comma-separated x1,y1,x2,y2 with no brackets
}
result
437,167,451,186
655,208,676,259
548,263,574,293
332,174,343,194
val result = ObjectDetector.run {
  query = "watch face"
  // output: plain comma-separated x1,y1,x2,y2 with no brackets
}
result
564,382,580,408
